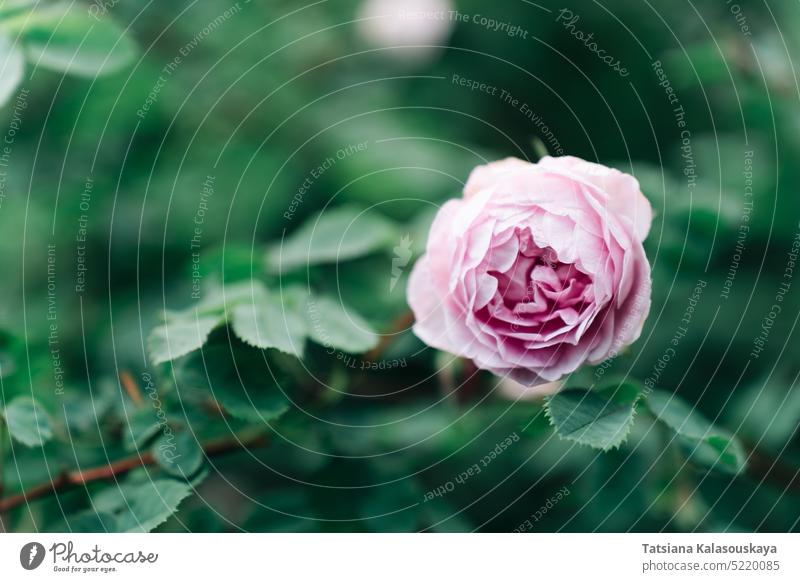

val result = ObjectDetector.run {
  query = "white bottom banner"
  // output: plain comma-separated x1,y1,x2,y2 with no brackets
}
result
0,533,798,581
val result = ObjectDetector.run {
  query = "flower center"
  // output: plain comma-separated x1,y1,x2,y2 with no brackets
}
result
477,229,595,339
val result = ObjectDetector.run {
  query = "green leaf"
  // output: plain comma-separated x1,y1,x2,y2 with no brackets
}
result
2,397,53,447
732,376,800,451
179,343,292,423
0,33,24,107
682,434,747,474
91,478,194,533
545,388,636,451
231,288,308,357
4,1,137,77
267,206,397,272
646,390,747,473
152,431,204,479
213,378,290,422
597,380,643,405
148,312,223,365
210,360,291,423
646,390,715,439
306,294,378,354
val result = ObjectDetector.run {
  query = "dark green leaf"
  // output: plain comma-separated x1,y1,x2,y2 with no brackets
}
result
597,380,643,405
185,344,291,423
545,388,636,450
214,381,290,422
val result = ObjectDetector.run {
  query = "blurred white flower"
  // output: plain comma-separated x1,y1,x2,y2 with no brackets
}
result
357,0,454,63
498,378,564,401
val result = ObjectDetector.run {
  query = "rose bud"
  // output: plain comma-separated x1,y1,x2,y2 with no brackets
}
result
356,0,454,64
498,378,564,401
408,156,652,386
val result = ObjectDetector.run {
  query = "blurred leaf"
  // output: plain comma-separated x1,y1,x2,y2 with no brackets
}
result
0,32,24,106
148,312,224,365
152,431,204,479
646,390,746,473
3,1,137,76
2,397,53,447
545,388,636,451
683,434,747,475
646,390,715,440
91,478,193,533
306,294,378,354
267,206,397,272
732,375,800,451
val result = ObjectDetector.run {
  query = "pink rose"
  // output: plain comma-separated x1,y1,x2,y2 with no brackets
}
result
408,156,652,386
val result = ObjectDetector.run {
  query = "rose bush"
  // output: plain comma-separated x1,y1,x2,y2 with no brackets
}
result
408,156,653,386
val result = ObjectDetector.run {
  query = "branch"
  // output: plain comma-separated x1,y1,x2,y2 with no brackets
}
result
0,432,267,513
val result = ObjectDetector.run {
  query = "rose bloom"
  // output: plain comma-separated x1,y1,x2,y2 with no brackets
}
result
408,156,652,386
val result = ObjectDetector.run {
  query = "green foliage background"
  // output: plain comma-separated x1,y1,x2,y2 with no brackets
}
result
0,0,799,532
